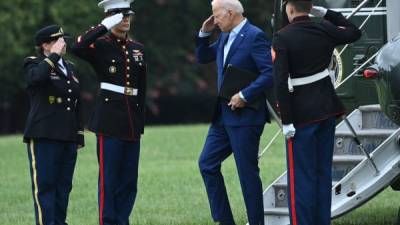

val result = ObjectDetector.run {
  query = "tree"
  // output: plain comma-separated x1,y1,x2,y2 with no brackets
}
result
0,0,274,132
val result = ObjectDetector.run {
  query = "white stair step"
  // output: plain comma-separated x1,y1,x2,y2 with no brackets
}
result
358,104,381,112
358,105,398,129
272,180,339,189
334,129,395,155
264,207,289,215
335,129,396,137
333,155,365,163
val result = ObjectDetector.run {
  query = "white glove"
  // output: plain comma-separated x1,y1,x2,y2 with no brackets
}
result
310,6,328,18
101,13,123,30
282,124,296,139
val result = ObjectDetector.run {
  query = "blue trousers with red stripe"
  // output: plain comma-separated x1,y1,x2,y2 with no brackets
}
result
198,123,265,225
97,135,140,225
286,117,336,225
27,139,78,225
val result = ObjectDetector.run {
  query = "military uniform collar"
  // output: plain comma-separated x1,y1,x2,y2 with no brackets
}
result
292,15,311,23
109,32,129,44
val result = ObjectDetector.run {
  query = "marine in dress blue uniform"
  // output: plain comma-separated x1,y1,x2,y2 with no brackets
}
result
70,0,146,224
24,25,85,225
196,0,273,224
272,1,361,225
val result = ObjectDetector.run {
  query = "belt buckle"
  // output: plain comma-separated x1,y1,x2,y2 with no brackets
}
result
124,87,134,96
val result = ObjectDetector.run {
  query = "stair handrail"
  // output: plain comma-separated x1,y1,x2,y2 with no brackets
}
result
346,0,371,19
259,101,282,159
339,0,384,56
334,0,389,177
342,116,380,176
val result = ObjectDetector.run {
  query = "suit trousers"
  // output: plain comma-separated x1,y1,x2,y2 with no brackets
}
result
199,123,265,225
286,117,336,225
97,135,140,225
27,139,77,225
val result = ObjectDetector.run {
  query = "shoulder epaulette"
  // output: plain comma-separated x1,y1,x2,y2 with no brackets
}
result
23,56,39,67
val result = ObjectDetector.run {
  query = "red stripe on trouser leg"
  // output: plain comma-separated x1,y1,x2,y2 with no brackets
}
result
288,138,298,225
99,135,105,225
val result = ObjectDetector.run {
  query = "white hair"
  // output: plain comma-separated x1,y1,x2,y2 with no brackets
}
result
211,0,244,14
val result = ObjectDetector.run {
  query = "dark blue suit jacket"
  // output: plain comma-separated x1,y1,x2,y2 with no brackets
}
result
196,21,273,126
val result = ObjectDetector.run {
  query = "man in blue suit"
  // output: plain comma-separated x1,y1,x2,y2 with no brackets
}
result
196,0,273,224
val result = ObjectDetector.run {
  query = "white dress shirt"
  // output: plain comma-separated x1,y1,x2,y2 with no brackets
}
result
223,18,247,65
58,59,68,76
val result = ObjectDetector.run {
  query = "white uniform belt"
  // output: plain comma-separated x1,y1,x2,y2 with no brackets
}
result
288,69,330,92
100,82,138,96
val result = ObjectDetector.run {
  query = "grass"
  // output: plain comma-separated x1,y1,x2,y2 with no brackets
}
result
0,124,399,225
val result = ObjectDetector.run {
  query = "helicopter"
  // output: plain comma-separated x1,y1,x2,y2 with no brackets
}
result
364,35,400,126
258,0,400,225
271,0,397,113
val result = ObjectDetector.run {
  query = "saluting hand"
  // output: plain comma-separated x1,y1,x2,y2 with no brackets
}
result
50,38,66,56
201,15,216,33
228,93,245,111
310,6,328,18
101,13,124,30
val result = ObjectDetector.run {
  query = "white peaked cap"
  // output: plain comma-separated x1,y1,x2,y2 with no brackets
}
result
98,0,134,12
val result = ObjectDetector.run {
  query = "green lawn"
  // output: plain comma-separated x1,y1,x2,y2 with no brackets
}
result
0,124,398,225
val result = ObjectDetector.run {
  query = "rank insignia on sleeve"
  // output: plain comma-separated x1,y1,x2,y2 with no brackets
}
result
49,96,55,104
109,66,117,74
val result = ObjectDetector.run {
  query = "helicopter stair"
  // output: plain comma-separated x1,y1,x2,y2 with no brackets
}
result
263,105,400,225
